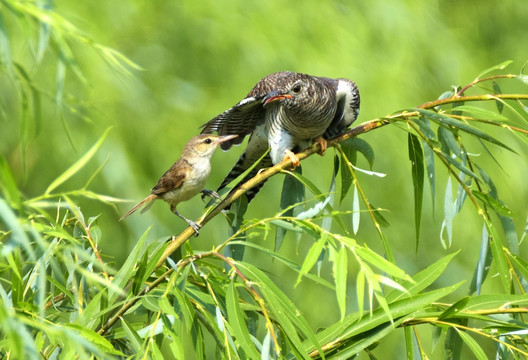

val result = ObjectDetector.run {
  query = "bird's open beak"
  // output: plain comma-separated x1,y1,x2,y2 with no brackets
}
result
216,134,238,145
263,91,292,106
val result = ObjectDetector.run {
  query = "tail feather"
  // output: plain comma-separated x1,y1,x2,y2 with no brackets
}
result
119,194,158,221
218,152,273,204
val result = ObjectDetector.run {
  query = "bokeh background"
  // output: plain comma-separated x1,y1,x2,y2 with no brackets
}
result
2,0,527,357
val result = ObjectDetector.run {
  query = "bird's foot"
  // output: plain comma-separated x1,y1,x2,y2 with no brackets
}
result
201,189,221,201
314,136,328,156
187,220,202,237
284,150,300,169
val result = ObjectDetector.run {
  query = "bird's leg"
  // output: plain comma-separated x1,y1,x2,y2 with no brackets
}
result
284,149,300,169
314,136,328,156
172,206,202,236
200,189,221,201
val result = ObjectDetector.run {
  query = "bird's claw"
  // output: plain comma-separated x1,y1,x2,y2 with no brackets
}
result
284,150,300,169
188,220,202,237
314,136,328,156
201,189,221,201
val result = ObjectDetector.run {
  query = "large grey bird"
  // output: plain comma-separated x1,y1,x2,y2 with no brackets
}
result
200,71,360,202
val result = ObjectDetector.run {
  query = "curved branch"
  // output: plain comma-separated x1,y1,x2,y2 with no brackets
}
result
156,118,392,268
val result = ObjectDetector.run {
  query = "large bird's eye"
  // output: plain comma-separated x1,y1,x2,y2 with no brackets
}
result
292,83,303,94
204,138,212,144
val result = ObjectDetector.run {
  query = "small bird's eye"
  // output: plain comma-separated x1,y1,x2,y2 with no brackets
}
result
204,138,212,144
292,83,303,94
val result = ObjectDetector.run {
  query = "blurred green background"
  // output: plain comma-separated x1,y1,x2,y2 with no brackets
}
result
1,0,527,357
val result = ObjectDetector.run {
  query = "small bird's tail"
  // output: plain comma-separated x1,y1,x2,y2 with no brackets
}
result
218,152,273,204
119,194,158,221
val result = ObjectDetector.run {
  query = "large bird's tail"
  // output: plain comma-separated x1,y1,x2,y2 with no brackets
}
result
119,194,157,221
218,151,273,204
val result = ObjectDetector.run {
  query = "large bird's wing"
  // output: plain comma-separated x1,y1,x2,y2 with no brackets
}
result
200,96,266,150
323,78,361,139
200,72,292,150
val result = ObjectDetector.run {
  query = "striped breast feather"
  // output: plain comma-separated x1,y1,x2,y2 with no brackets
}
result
200,96,266,150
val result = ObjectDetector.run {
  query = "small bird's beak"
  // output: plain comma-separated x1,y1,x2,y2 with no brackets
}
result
215,134,238,145
263,91,293,106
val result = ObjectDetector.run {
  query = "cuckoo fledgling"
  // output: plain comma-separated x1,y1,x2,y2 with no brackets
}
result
119,134,237,235
200,71,360,202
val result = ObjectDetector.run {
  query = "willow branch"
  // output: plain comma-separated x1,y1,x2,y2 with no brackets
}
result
418,93,528,109
155,117,392,268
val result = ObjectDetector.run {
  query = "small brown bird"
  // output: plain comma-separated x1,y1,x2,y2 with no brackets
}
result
119,134,238,235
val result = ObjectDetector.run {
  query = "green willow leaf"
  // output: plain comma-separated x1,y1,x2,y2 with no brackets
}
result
451,104,507,121
305,283,464,356
507,253,528,284
422,140,436,213
408,133,424,249
487,222,511,293
226,280,261,359
334,244,348,319
461,294,528,311
438,126,461,158
439,149,480,180
120,319,142,352
354,245,412,282
229,240,334,289
417,108,514,152
321,155,339,233
457,330,487,360
282,169,348,234
386,251,459,303
476,60,513,78
108,225,151,303
276,166,305,251
296,234,327,287
472,191,513,217
438,296,470,320
225,195,248,262
339,148,353,204
356,269,365,321
352,185,360,234
469,224,491,295
441,177,454,249
45,127,112,195
236,262,322,359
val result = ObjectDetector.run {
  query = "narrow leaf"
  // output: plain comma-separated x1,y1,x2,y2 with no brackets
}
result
226,280,261,359
334,244,348,319
453,104,507,121
408,133,424,249
45,127,112,195
440,177,454,249
487,222,511,292
438,296,470,320
422,140,435,213
276,166,304,251
352,185,360,234
472,191,513,217
296,235,327,287
354,245,411,282
418,108,514,152
457,330,487,360
469,224,490,295
340,147,354,204
476,60,513,78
